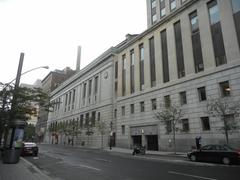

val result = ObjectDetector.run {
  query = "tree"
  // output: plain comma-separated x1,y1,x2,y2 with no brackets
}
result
96,121,107,149
85,117,94,146
207,98,240,144
23,123,36,141
0,83,50,146
154,104,184,154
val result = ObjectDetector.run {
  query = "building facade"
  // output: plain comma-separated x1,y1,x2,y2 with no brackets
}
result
46,48,116,147
36,67,75,142
116,0,240,151
46,0,240,151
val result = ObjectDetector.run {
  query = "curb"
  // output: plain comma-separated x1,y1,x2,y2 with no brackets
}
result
20,157,54,180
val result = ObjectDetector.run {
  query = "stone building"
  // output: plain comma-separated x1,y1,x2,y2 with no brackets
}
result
46,0,240,151
36,67,75,142
46,48,117,147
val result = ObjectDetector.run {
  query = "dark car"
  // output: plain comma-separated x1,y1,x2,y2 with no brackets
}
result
21,142,38,156
187,144,240,165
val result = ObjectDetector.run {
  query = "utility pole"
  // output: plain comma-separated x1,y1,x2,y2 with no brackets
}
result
3,52,27,164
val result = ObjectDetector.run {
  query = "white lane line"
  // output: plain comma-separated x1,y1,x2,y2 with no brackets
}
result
168,171,217,180
78,164,101,171
95,158,112,163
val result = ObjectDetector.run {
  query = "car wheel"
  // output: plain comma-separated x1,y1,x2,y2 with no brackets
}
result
190,154,197,162
222,157,230,165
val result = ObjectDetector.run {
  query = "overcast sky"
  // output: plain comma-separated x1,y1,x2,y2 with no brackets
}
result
0,0,147,85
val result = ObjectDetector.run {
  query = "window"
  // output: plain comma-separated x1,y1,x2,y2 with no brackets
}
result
219,81,231,97
121,106,125,116
166,121,172,133
114,109,117,118
208,1,220,25
139,44,145,90
68,91,72,105
97,112,101,121
208,0,226,66
151,0,157,24
130,104,134,114
198,87,206,101
115,61,118,79
91,111,96,127
121,125,125,135
72,89,76,109
164,95,171,108
65,94,68,112
115,81,118,95
231,0,240,48
201,117,210,131
94,76,98,94
160,0,166,17
83,83,87,98
140,101,145,112
179,91,187,105
182,119,189,132
122,54,126,96
232,0,240,13
189,11,204,73
80,115,84,128
149,37,156,87
151,99,157,110
170,0,176,11
161,29,170,83
130,49,135,93
88,79,92,97
174,21,185,78
85,113,89,128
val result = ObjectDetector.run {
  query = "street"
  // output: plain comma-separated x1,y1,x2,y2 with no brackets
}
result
23,144,240,180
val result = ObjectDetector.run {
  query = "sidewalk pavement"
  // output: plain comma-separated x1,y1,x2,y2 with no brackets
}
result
0,151,54,180
103,147,187,158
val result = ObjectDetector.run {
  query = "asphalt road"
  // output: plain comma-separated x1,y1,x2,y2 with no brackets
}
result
24,144,240,180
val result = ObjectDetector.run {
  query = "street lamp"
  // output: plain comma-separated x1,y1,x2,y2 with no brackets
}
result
1,52,49,164
1,65,49,90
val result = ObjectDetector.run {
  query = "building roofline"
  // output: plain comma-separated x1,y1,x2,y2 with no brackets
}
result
116,0,198,53
50,47,116,96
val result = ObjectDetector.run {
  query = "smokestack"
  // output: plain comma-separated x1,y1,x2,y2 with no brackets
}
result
76,46,81,71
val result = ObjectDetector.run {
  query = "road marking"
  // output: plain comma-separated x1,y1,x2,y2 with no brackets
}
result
168,171,217,180
78,164,101,171
95,158,112,163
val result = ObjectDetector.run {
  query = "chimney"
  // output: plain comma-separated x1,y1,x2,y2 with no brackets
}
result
76,46,81,72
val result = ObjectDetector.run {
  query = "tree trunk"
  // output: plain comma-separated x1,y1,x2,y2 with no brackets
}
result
101,134,103,149
173,123,176,155
223,118,229,145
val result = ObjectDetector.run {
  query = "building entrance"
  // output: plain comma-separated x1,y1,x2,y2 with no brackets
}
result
132,135,142,146
147,135,158,151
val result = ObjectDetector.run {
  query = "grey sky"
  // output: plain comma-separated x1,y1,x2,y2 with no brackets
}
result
0,0,146,85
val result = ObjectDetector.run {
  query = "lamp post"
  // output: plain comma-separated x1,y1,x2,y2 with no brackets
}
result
1,52,49,164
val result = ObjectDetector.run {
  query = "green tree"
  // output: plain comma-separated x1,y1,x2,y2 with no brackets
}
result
154,104,184,154
0,83,50,146
207,98,240,144
23,123,36,141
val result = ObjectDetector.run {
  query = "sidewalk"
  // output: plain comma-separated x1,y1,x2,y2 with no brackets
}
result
0,152,54,180
104,147,187,158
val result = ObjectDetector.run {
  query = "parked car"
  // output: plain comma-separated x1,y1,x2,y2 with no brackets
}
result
187,144,240,165
21,142,38,156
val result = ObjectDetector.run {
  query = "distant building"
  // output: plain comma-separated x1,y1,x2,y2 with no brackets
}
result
35,67,75,142
20,79,42,125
